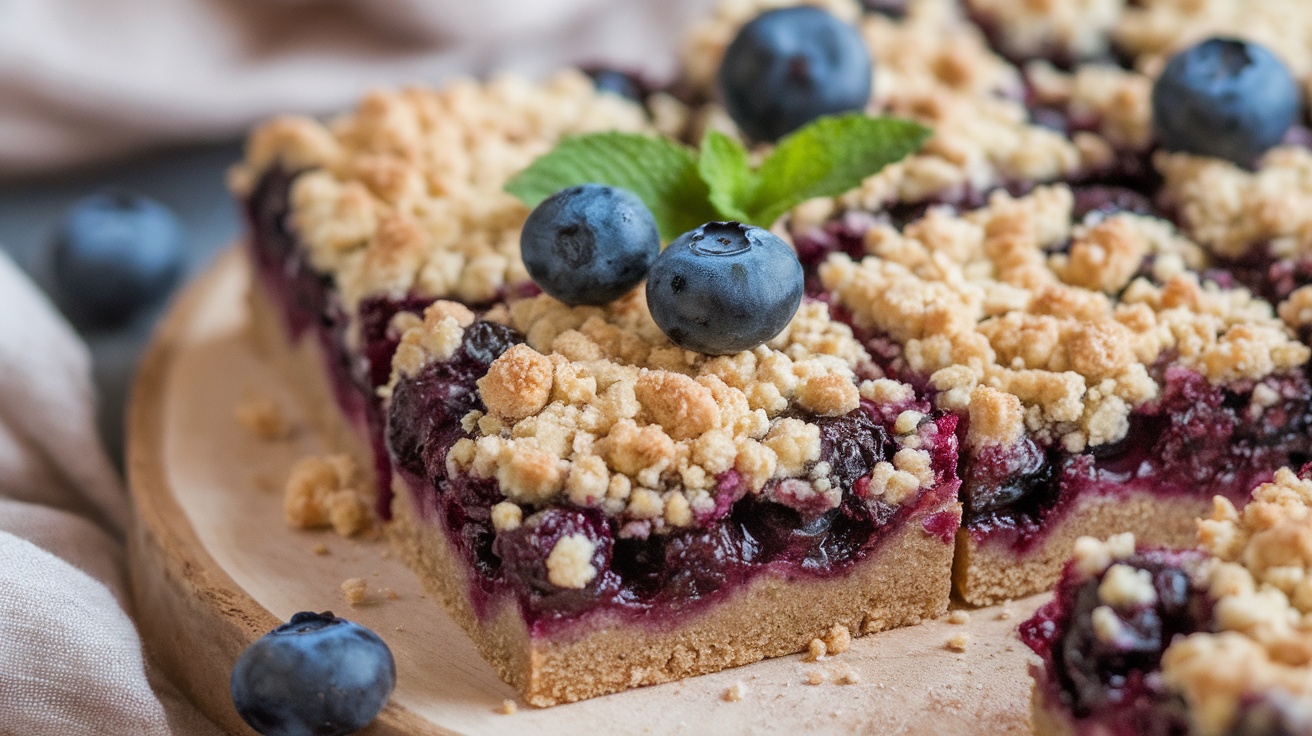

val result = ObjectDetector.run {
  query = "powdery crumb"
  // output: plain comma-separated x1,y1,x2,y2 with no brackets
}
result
996,608,1014,621
805,638,827,662
804,670,826,686
833,665,861,685
340,578,368,605
822,624,852,655
947,610,971,625
380,587,400,601
723,681,748,702
946,633,971,652
498,699,518,715
312,543,329,556
235,398,294,441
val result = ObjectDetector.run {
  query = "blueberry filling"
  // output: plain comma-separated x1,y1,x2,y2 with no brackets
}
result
1021,551,1214,735
386,324,956,631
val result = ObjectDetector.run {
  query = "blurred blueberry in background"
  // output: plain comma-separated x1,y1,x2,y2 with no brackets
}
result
0,143,242,465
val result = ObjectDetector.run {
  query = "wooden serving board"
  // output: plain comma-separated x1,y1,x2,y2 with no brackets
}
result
128,250,1045,735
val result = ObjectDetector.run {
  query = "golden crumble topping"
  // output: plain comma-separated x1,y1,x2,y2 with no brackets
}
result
392,292,938,535
1159,469,1312,736
230,71,650,311
1115,0,1312,91
966,0,1124,62
820,185,1310,451
1158,147,1312,261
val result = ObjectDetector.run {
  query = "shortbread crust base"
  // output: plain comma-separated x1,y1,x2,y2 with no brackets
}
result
952,491,1209,607
389,479,958,706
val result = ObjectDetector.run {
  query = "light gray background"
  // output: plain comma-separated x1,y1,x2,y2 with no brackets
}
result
0,144,244,464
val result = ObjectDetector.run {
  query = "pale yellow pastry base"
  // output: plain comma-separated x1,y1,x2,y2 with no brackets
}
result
128,250,1043,735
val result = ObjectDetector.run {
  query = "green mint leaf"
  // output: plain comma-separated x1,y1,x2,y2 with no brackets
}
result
696,130,755,223
745,115,931,227
504,132,718,241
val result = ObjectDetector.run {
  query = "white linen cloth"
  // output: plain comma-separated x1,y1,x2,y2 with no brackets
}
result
0,1,712,731
0,252,225,734
0,0,713,176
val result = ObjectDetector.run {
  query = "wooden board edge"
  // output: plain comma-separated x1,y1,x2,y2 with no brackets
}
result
125,247,453,736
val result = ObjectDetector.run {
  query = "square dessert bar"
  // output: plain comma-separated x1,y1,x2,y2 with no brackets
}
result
817,185,1312,605
380,294,960,705
1022,467,1312,735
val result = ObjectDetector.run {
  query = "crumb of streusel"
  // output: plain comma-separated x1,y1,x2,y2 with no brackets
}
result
235,397,294,441
312,543,329,556
805,670,826,686
805,638,827,662
833,665,861,685
723,681,749,702
947,610,971,625
340,577,368,605
499,699,518,715
946,633,970,652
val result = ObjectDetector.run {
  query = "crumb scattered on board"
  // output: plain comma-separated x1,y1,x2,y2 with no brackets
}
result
284,454,370,537
946,633,970,652
996,608,1014,621
805,670,825,686
341,578,368,605
805,638,827,662
723,681,748,702
822,624,851,654
235,398,294,441
381,587,400,601
947,610,971,625
833,665,860,685
312,543,329,556
498,700,518,715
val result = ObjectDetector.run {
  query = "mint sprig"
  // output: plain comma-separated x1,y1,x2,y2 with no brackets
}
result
505,113,930,241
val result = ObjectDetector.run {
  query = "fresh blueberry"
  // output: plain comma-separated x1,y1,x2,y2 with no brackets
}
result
645,222,803,355
718,6,873,142
230,611,396,736
51,192,186,329
520,184,661,306
1152,38,1301,166
585,67,646,103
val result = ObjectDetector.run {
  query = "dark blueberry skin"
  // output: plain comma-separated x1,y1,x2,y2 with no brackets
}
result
586,68,646,103
51,192,186,329
646,222,804,355
718,6,873,142
230,612,396,736
1152,38,1301,166
520,184,660,306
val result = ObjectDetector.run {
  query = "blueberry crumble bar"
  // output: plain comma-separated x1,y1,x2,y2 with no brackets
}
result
230,0,1312,705
1022,467,1312,735
382,294,959,704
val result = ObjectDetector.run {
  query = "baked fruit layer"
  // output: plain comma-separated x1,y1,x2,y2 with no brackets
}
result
1022,468,1312,736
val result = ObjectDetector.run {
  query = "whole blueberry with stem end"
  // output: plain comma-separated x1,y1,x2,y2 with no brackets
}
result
718,6,873,142
1152,37,1301,166
646,221,803,355
230,611,396,736
520,184,661,306
50,191,186,330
